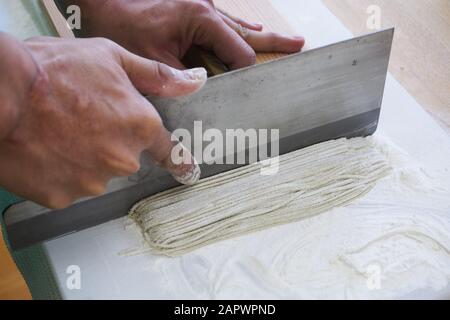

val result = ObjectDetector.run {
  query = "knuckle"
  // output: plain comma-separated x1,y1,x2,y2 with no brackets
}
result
114,159,141,176
124,161,141,175
78,176,107,196
267,32,278,41
190,0,214,16
113,154,141,175
29,66,51,103
242,49,257,66
86,183,107,197
154,62,170,84
44,193,73,210
133,109,164,140
92,37,121,54
93,37,115,47
268,32,283,49
140,62,173,96
143,110,164,131
103,152,141,176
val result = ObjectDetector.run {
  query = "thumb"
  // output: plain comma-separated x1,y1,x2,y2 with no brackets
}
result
119,49,207,97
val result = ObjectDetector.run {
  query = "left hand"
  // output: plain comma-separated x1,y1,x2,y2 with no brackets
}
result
69,0,305,70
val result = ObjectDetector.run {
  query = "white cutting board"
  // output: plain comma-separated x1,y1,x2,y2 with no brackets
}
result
43,0,450,299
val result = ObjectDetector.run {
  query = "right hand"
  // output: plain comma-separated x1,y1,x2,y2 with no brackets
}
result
66,0,305,70
0,37,206,209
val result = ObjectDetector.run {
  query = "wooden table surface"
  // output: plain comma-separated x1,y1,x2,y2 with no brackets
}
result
1,0,449,300
323,0,450,133
0,228,31,299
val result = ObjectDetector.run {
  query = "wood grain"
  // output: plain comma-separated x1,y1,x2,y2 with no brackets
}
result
322,0,450,132
0,228,31,300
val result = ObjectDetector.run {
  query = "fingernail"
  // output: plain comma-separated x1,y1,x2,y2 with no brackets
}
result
293,36,305,41
172,156,201,186
169,139,201,185
185,67,207,82
253,22,263,29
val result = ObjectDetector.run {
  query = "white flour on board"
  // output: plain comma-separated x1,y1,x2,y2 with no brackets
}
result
123,135,450,299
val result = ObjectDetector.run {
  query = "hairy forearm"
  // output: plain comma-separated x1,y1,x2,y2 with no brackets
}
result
0,33,37,140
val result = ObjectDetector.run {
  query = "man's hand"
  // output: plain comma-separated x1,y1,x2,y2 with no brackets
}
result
0,36,206,209
0,33,38,141
61,0,305,70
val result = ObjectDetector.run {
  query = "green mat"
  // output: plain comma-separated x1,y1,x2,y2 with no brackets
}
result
1,190,62,300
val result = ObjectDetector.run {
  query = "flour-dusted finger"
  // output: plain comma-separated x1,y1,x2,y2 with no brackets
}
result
145,126,201,186
117,45,207,97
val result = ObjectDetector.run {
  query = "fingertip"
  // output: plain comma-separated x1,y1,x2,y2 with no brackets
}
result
230,48,256,70
295,36,306,43
292,36,306,51
146,130,202,185
171,160,201,186
183,67,208,84
175,67,208,96
249,23,264,31
279,36,306,53
153,67,207,98
166,141,202,185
